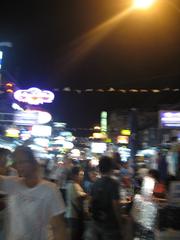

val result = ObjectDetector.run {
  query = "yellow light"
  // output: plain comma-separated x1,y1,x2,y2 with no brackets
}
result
133,0,156,9
6,83,13,87
121,129,131,136
6,89,13,93
94,126,101,130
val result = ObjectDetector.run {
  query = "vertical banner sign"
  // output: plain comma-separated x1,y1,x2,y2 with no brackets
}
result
0,51,3,85
0,51,3,70
101,111,107,133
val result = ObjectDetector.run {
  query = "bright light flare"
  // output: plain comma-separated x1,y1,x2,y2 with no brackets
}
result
133,0,156,9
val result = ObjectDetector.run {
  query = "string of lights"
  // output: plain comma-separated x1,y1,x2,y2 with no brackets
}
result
54,87,180,94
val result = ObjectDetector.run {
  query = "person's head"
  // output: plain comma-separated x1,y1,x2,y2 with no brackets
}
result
0,148,11,168
88,168,98,182
148,169,160,182
12,146,39,178
70,166,84,183
122,161,129,169
64,157,73,168
99,156,113,175
0,148,12,176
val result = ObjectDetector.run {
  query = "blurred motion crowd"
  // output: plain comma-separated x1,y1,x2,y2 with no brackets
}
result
0,145,180,240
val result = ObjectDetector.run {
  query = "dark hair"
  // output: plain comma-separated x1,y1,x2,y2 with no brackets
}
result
13,146,38,166
70,166,81,179
99,156,113,174
0,148,11,158
148,169,160,182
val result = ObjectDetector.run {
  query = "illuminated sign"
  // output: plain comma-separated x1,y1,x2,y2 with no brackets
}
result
5,128,20,138
100,111,107,133
14,87,55,105
34,138,50,147
118,146,131,162
14,110,52,125
121,129,131,136
53,122,66,128
159,111,180,128
31,125,52,137
0,51,3,70
117,135,129,144
93,132,107,139
91,142,107,154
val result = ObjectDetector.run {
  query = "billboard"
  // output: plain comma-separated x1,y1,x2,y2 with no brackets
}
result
159,111,180,129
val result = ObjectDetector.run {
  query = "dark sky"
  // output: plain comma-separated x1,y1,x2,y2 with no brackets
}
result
0,0,180,128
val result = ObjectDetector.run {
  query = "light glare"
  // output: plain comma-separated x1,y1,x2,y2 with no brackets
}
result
133,0,156,9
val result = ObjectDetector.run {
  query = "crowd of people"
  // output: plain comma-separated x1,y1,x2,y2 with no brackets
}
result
0,145,180,240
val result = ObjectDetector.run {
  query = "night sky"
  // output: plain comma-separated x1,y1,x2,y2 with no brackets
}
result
0,0,180,129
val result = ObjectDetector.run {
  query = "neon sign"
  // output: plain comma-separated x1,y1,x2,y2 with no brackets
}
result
14,87,55,105
159,111,180,128
0,51,3,70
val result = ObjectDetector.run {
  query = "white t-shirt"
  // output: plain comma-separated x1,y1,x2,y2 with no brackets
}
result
1,177,65,240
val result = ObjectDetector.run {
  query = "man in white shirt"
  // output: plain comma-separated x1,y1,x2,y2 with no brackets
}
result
0,146,67,240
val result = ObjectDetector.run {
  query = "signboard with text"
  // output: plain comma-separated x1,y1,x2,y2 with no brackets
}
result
159,111,180,129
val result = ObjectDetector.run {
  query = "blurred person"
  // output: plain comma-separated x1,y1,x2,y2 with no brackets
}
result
83,160,93,183
0,148,17,176
0,146,67,240
66,166,87,240
112,152,121,170
120,161,131,178
83,168,98,194
52,157,73,203
89,156,122,240
0,148,17,240
137,163,149,180
148,169,166,199
157,151,168,183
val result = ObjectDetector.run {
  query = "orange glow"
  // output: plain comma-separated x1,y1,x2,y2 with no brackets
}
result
6,83,13,87
6,89,13,93
62,7,133,71
133,0,156,9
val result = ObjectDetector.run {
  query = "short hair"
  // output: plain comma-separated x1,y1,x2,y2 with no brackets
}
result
0,148,11,158
71,166,81,176
148,169,160,182
99,156,113,174
13,146,38,166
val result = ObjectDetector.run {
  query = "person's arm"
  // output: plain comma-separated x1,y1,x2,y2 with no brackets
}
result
50,213,68,240
48,183,67,239
74,183,87,199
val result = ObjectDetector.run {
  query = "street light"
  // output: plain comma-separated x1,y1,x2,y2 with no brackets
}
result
133,0,157,9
